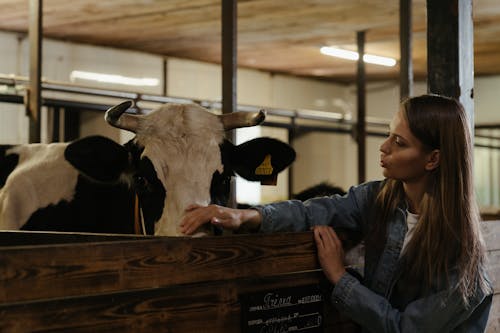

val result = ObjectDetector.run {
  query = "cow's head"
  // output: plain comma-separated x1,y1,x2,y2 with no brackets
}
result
65,101,295,236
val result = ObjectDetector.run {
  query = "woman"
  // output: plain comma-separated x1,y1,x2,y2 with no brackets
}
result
180,94,493,332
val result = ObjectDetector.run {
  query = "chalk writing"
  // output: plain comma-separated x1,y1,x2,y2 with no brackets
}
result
263,293,293,309
240,285,324,333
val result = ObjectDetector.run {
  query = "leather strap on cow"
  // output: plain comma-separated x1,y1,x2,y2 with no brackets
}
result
134,194,142,235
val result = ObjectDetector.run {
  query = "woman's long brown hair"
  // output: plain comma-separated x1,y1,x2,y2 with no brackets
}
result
372,94,491,303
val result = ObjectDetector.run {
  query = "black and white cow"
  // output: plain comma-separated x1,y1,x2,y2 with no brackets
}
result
0,101,295,236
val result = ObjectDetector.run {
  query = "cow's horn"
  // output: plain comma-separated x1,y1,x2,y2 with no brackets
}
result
105,100,140,132
219,109,266,131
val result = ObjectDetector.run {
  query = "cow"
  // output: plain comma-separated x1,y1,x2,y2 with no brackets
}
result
292,181,346,201
0,101,295,236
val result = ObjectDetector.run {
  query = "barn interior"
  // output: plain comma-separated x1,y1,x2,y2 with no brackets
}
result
1,0,499,208
0,1,499,332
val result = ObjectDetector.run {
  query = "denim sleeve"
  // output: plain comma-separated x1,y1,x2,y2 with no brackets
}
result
331,273,492,333
254,181,381,233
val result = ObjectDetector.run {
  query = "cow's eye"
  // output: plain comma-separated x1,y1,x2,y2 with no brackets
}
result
134,175,148,188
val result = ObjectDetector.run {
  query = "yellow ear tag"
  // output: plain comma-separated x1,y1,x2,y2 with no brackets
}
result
255,154,273,175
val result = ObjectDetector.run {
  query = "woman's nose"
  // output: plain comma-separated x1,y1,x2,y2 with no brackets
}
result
380,138,390,153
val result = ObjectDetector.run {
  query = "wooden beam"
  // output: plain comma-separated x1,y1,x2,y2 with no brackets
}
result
357,31,366,184
399,0,413,100
28,0,42,143
427,0,474,128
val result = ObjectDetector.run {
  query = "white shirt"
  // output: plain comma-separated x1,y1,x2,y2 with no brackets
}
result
401,210,419,256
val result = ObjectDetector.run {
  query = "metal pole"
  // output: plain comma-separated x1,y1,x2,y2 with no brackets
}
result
288,117,296,198
51,106,60,142
162,57,168,96
427,0,474,131
222,0,237,207
399,0,413,100
356,31,367,184
28,0,42,143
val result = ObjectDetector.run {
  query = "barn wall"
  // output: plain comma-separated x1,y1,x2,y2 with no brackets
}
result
0,31,500,208
0,31,29,144
271,75,350,195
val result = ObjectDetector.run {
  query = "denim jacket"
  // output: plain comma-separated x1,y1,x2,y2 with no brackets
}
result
255,180,493,332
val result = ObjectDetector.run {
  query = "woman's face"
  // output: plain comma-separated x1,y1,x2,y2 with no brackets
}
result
379,110,433,183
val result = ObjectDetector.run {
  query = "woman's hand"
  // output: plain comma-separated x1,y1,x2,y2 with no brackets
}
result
313,225,346,284
180,204,261,235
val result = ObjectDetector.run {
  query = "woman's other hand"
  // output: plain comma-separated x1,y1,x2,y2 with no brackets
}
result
313,225,347,284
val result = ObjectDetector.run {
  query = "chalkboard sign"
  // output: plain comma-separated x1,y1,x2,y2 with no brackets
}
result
240,284,324,333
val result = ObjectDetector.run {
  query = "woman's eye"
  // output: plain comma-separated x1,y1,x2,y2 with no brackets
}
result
394,137,404,146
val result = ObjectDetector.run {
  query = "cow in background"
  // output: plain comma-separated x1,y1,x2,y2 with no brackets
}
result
0,101,295,236
292,181,346,200
237,181,346,209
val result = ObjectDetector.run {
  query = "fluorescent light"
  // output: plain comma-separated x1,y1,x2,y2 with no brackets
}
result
363,54,397,67
320,47,359,61
320,46,397,67
70,70,159,86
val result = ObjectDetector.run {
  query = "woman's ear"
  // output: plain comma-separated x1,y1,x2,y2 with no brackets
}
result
425,149,440,171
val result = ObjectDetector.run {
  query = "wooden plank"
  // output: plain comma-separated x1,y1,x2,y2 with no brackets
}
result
0,232,319,303
1,222,497,302
0,273,358,333
0,230,147,246
486,294,500,333
487,249,500,294
482,220,500,251
488,247,499,292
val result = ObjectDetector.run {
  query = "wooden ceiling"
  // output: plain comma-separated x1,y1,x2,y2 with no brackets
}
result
1,0,500,83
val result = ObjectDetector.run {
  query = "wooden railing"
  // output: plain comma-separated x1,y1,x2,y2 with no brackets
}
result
0,221,498,332
0,231,357,332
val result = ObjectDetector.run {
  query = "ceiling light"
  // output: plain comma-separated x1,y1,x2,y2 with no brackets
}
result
320,46,397,67
70,70,159,86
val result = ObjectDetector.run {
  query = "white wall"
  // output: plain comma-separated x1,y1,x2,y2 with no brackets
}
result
0,31,29,144
475,77,500,123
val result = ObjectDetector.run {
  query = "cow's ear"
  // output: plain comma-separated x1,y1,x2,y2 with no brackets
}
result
223,137,296,185
65,135,130,182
